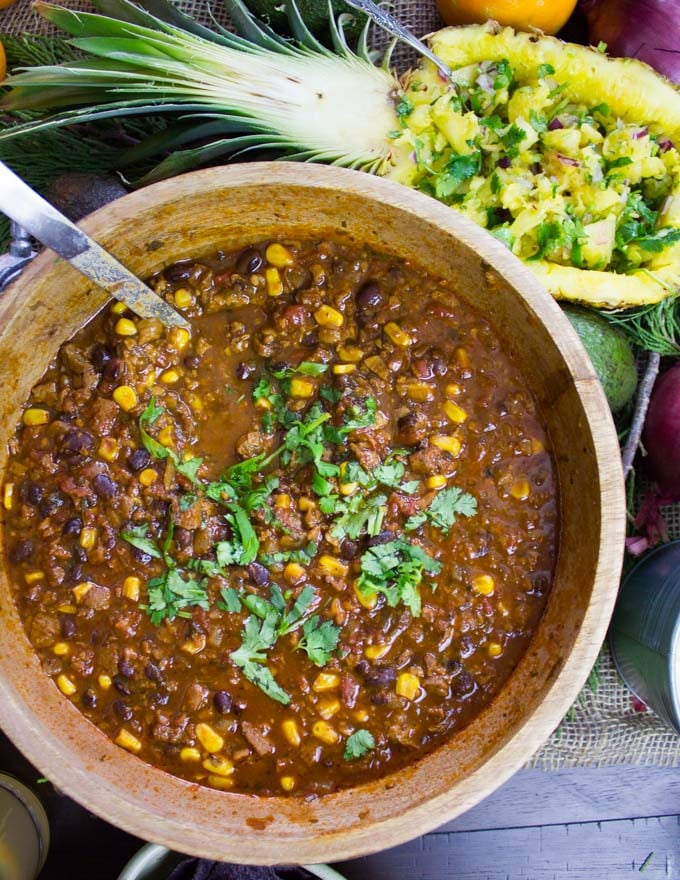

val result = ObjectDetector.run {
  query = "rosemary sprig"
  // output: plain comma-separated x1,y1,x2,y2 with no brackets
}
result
604,295,680,356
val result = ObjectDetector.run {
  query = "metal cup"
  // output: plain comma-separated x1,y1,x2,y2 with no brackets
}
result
610,539,680,733
0,774,50,880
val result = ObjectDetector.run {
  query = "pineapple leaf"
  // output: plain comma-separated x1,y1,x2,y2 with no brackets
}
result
222,0,297,54
286,0,333,56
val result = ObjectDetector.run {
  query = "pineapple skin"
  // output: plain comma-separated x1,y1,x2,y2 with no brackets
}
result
382,23,680,309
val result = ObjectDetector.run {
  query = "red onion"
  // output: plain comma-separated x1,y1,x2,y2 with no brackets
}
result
581,0,680,83
556,153,580,167
659,136,675,152
548,117,564,131
633,127,650,139
642,364,680,500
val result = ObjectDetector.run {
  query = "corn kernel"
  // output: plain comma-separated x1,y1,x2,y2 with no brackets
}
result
57,674,77,696
312,672,340,693
337,344,364,363
510,479,531,501
265,243,294,268
365,644,389,660
97,438,119,462
98,674,112,691
531,438,544,454
138,468,158,487
73,581,94,602
265,267,284,297
115,317,137,337
160,368,180,385
297,496,316,512
318,555,348,579
280,776,296,792
284,562,306,585
115,728,142,754
444,400,468,424
180,747,201,762
445,383,462,398
426,475,447,490
254,396,272,411
317,697,341,720
202,756,234,777
290,378,315,399
314,305,344,328
57,604,76,614
53,642,70,656
456,347,471,369
332,363,356,375
312,720,339,745
111,301,127,315
406,382,434,402
122,576,141,602
189,396,204,413
384,322,412,347
354,709,370,723
275,493,291,509
22,408,50,427
3,483,14,511
208,774,234,791
282,719,302,747
181,634,206,655
79,528,97,550
168,327,191,351
24,570,44,585
354,581,377,610
173,289,194,309
157,425,174,447
472,574,495,596
488,641,503,658
396,672,421,701
339,481,359,497
430,435,462,457
195,723,224,753
113,385,138,412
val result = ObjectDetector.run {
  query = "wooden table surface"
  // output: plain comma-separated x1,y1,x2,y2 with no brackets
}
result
2,730,679,879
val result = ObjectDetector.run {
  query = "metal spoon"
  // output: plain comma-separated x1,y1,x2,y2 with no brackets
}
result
0,161,188,328
343,0,453,80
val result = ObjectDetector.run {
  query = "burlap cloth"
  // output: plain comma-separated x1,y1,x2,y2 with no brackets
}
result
2,0,680,769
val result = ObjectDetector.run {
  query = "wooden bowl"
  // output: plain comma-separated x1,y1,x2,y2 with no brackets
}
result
0,164,625,863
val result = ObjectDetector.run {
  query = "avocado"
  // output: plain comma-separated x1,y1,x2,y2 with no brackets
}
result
244,0,366,38
561,304,638,413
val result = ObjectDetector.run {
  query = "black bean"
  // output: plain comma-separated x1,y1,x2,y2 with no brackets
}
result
39,493,64,518
148,691,170,708
450,671,475,698
236,362,255,380
62,429,95,456
339,538,359,560
370,691,390,705
127,449,151,473
367,531,393,548
183,355,200,370
301,332,318,348
356,281,383,309
68,563,83,583
164,260,195,283
247,562,270,587
89,629,103,647
365,667,397,688
447,659,463,675
81,690,97,709
112,675,132,695
63,517,83,536
93,473,116,497
236,247,263,275
118,659,135,678
22,482,43,506
60,616,77,639
144,662,163,683
214,690,233,714
103,358,124,381
354,660,370,676
113,700,133,721
133,548,153,565
10,540,33,563
73,544,88,563
90,343,113,372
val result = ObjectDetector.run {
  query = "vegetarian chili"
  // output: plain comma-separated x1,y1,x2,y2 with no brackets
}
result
2,238,558,797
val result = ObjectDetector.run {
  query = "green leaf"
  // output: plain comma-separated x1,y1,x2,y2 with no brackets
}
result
298,615,341,666
176,455,203,483
500,123,526,158
344,729,375,760
145,567,209,625
356,539,442,617
121,522,162,558
296,361,329,376
537,63,555,79
423,486,477,534
218,586,242,612
230,611,291,704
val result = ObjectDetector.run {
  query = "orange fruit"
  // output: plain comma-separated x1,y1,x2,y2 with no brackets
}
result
436,0,578,35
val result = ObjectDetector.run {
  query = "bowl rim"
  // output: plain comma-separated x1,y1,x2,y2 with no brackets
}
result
0,162,626,862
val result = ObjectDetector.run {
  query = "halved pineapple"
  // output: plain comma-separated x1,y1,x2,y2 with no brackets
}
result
386,23,680,308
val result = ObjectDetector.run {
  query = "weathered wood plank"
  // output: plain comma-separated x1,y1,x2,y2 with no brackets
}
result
440,766,680,832
336,815,680,880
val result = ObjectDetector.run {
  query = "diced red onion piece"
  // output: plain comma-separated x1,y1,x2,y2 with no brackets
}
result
633,127,649,139
548,117,564,130
557,153,580,167
658,136,675,152
497,156,511,169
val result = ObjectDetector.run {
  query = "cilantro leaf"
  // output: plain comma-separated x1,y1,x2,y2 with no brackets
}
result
298,615,341,666
230,612,291,704
500,123,526,158
630,227,680,254
121,523,162,559
434,152,482,200
344,729,375,761
537,63,555,79
175,456,203,484
424,487,478,534
280,584,317,635
296,362,329,376
224,504,259,565
356,539,442,617
145,568,209,626
218,586,242,613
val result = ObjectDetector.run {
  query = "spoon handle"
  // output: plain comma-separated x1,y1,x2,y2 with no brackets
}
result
0,161,188,328
343,0,452,80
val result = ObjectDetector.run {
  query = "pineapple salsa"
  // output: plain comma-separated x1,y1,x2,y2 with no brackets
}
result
388,58,680,280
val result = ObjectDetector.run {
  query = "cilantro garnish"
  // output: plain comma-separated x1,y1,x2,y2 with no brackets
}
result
537,63,555,79
230,612,291,705
396,95,413,122
298,615,341,666
138,398,203,485
217,586,242,613
434,152,482,200
120,522,162,559
356,539,442,618
145,568,209,626
406,487,478,534
500,123,526,158
344,729,375,761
